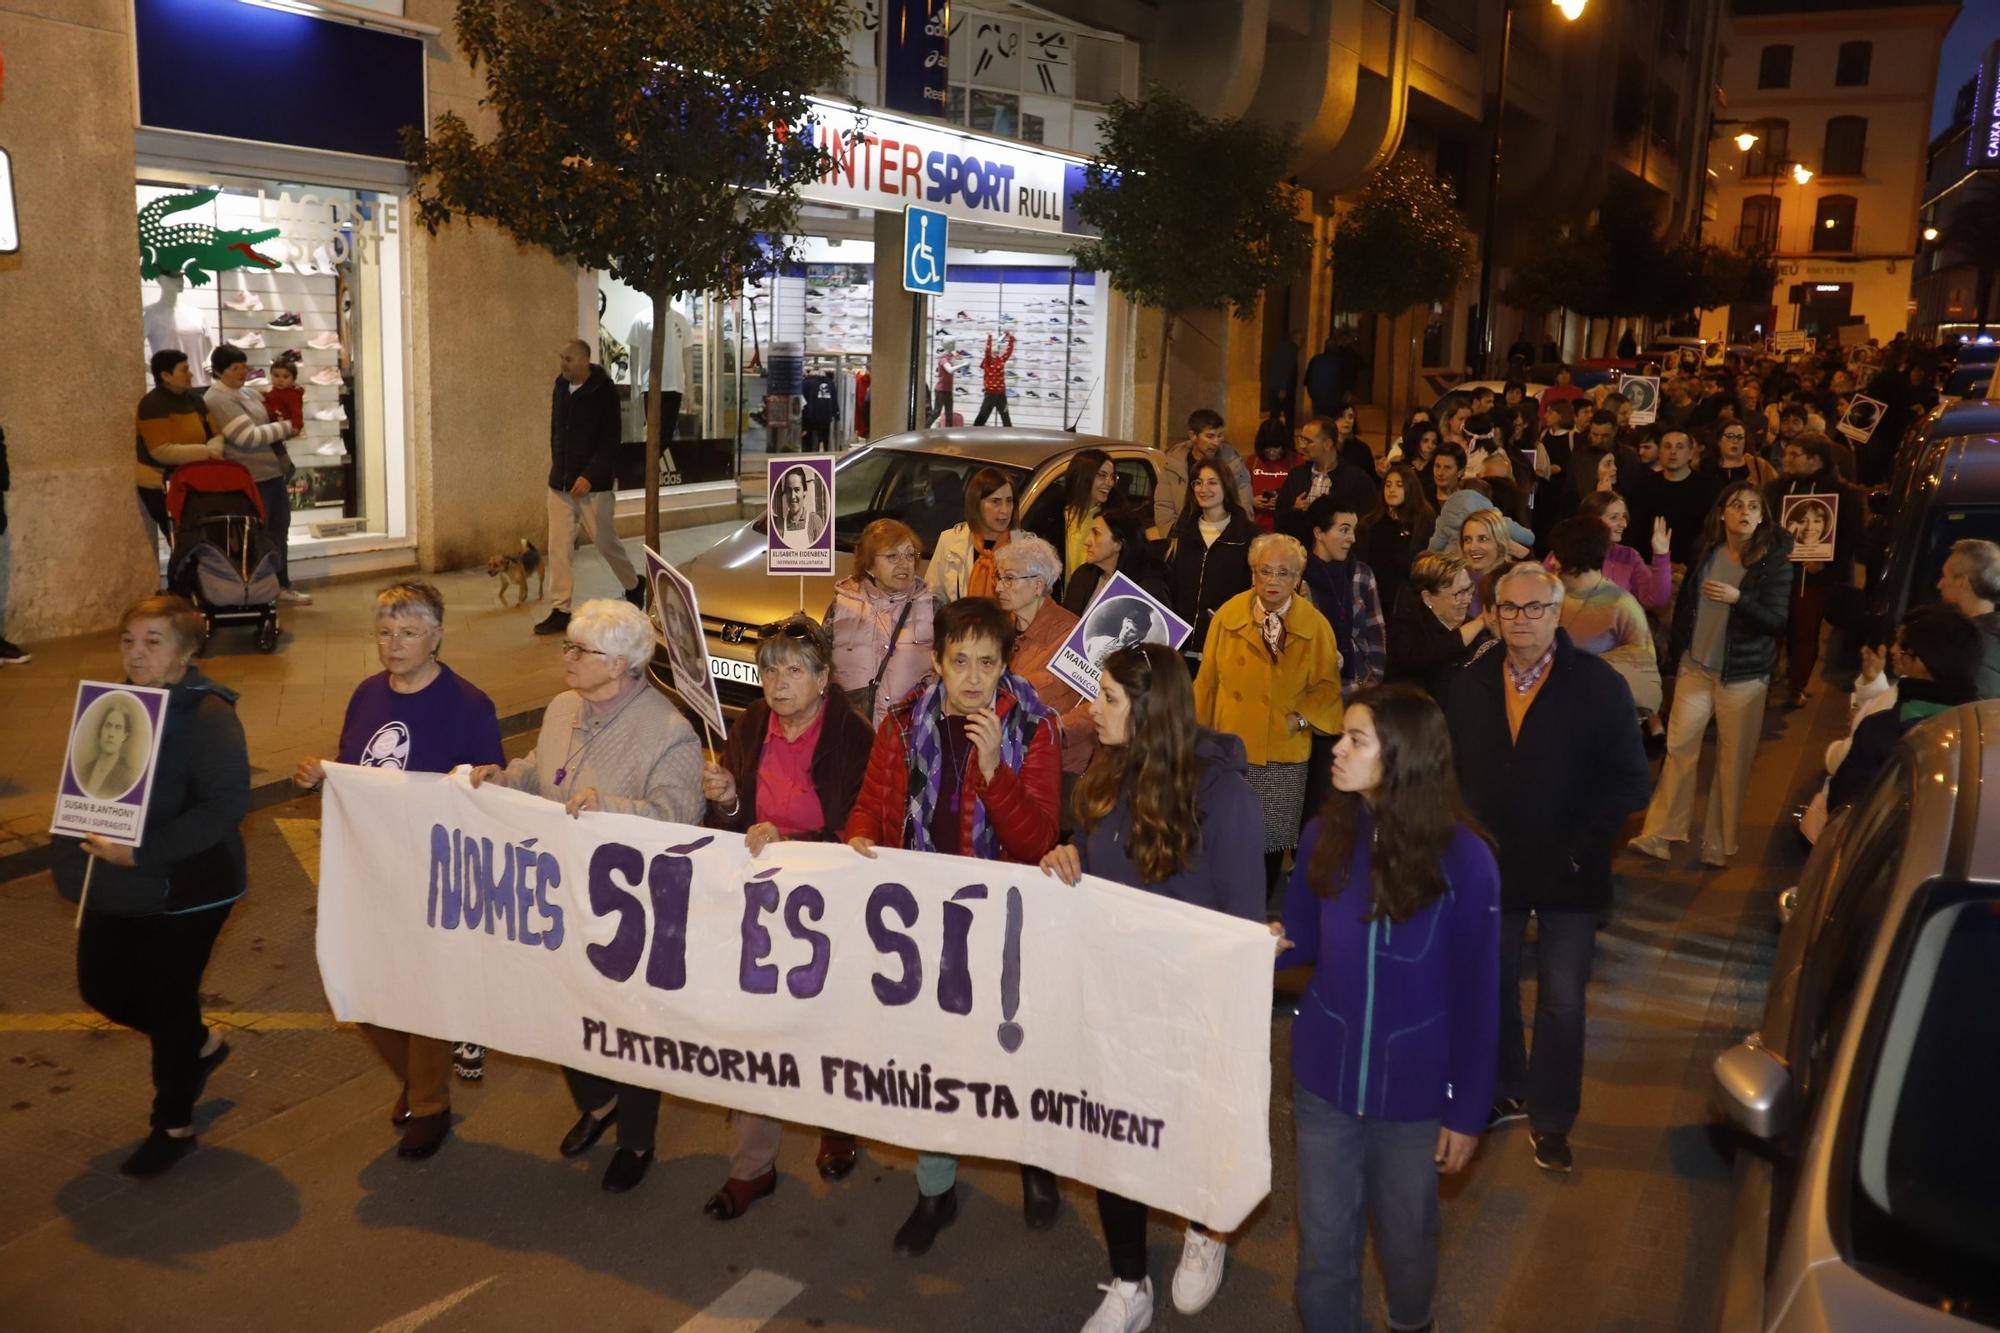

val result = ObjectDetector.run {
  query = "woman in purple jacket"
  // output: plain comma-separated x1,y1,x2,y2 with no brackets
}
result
1278,683,1501,1333
1040,643,1265,1333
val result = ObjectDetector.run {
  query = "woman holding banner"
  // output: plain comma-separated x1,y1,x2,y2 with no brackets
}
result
55,595,249,1179
295,580,503,1160
844,597,1063,1258
469,598,703,1194
1277,684,1501,1333
698,612,874,1218
1039,643,1265,1330
825,518,936,728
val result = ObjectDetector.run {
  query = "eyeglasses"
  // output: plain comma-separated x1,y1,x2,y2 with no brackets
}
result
1495,600,1560,620
877,550,918,565
560,641,609,659
1721,430,1746,440
1253,566,1299,580
374,627,430,645
993,573,1041,585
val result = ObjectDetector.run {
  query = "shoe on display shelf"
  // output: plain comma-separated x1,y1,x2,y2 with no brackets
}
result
230,331,266,349
315,405,348,423
307,331,342,351
310,367,343,387
224,288,263,312
267,312,303,329
314,440,348,458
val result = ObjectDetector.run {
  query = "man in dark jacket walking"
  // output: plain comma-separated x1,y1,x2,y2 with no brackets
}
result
1446,562,1651,1175
537,339,643,636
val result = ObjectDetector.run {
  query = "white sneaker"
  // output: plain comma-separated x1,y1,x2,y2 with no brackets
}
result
1081,1278,1152,1333
1170,1227,1226,1315
231,331,266,349
314,405,348,423
314,440,348,457
276,587,313,605
224,288,262,312
307,331,342,351
309,367,342,386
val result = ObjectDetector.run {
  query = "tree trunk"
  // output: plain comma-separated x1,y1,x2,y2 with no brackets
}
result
644,281,668,553
1153,311,1177,449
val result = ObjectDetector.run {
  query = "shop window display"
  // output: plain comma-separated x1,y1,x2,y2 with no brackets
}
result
136,176,405,551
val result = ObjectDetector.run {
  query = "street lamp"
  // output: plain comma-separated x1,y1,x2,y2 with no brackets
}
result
1792,162,1814,186
1733,131,1758,152
1924,225,1940,242
1475,0,1590,374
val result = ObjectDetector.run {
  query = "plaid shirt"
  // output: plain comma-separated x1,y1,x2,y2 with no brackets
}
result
1504,640,1558,695
1344,563,1387,693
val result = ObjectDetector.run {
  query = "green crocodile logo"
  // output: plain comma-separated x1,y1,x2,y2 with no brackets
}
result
138,188,282,286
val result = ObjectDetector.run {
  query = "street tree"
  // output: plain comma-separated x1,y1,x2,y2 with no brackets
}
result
1331,155,1475,422
405,0,853,548
1070,90,1312,447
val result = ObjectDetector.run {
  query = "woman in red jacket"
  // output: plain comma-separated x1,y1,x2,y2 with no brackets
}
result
844,596,1063,1257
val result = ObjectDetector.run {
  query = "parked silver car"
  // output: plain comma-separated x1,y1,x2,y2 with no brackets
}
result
1711,700,2000,1330
657,426,1167,718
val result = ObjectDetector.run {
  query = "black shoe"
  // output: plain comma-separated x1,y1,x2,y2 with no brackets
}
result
120,1129,197,1178
1530,1130,1574,1174
1021,1163,1060,1230
601,1147,652,1193
1487,1096,1527,1130
816,1132,859,1181
893,1188,959,1256
397,1112,450,1160
624,580,647,611
534,608,571,636
190,1038,231,1104
0,638,30,666
560,1106,617,1157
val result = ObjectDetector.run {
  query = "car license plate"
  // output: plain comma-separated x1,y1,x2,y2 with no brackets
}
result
710,656,761,686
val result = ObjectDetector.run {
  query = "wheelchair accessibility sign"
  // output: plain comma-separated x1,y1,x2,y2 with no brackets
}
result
902,204,948,296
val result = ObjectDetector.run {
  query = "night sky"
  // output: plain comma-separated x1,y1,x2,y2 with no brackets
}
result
1934,4,2000,134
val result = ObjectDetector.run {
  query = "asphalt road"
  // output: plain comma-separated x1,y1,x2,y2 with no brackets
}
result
0,695,1834,1332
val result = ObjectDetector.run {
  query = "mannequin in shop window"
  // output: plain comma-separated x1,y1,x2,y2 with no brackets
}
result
143,275,213,388
801,369,840,451
627,304,695,474
930,345,957,428
975,333,1016,427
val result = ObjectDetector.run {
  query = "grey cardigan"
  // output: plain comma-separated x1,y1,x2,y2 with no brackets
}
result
204,382,291,482
502,685,703,823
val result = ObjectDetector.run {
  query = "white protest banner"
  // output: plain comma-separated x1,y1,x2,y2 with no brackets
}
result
1781,492,1838,563
1837,395,1887,445
644,546,727,740
52,681,171,845
767,455,836,574
316,765,1273,1229
1770,329,1810,352
1619,374,1660,426
1049,572,1193,700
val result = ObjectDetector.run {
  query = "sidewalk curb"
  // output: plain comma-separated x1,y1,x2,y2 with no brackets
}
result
0,705,547,885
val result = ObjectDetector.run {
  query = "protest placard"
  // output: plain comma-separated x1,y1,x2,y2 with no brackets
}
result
767,456,836,574
51,681,171,845
644,546,726,739
1048,572,1193,700
1836,395,1886,444
1781,493,1838,563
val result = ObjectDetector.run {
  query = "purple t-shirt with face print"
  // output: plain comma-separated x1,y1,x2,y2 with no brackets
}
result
337,664,504,775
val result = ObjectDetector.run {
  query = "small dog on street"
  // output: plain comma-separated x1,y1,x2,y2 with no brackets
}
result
487,539,546,606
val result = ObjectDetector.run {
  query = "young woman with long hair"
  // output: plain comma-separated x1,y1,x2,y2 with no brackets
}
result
1278,684,1501,1333
1166,457,1258,674
1629,480,1794,867
1360,462,1435,613
1040,643,1265,1331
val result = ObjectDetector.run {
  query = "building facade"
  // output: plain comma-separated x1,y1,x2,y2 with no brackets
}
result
1912,54,2000,341
1697,0,1960,347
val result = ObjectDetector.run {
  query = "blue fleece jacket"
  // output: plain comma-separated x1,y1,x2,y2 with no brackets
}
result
1071,729,1265,923
1280,811,1501,1135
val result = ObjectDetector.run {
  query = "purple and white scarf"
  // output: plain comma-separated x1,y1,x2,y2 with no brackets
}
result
901,672,1054,858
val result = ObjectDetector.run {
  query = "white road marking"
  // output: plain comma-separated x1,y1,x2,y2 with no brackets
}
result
673,1269,806,1332
368,1276,498,1333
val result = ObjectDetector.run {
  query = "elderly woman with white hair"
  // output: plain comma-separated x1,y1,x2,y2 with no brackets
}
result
993,533,1097,774
296,579,504,1160
1193,532,1344,895
470,597,703,1195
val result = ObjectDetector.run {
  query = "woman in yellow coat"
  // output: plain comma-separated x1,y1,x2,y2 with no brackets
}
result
1193,532,1344,897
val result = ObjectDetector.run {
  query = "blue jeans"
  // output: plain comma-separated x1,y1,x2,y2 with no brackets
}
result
254,475,293,588
1497,908,1598,1135
1294,1084,1440,1332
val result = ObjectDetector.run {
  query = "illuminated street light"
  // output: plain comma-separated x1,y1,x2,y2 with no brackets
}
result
1552,0,1587,18
1734,131,1758,152
1924,226,1940,241
1792,163,1814,186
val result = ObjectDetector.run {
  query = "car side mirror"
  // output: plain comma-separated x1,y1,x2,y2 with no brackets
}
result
1777,885,1800,925
1865,488,1891,517
1714,1034,1792,1140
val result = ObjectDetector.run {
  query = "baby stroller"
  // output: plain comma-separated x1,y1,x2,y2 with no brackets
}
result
167,460,283,652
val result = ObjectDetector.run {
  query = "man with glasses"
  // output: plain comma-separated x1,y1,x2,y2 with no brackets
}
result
1446,563,1651,1175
